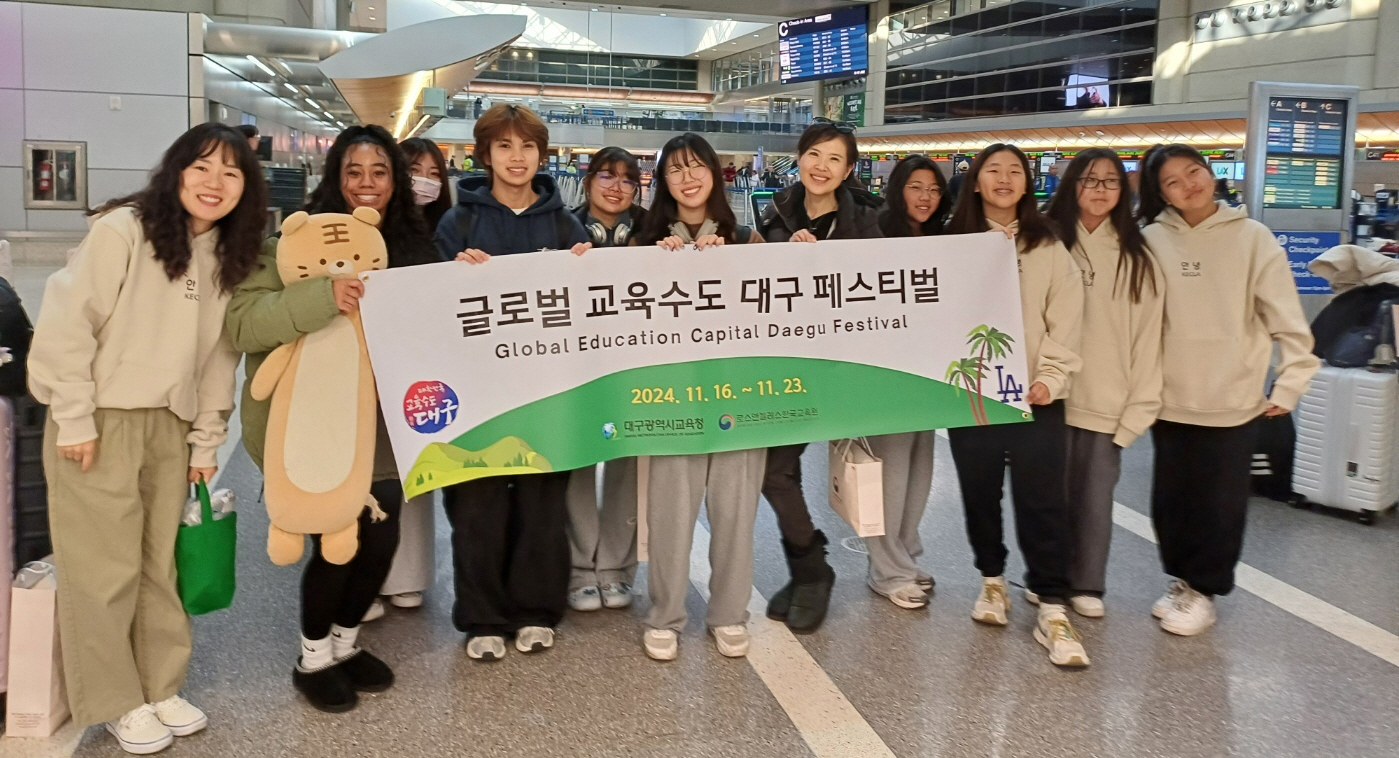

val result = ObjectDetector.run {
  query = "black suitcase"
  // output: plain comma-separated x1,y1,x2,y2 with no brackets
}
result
12,395,50,566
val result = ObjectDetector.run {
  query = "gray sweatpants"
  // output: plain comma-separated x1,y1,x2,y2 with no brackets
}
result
1065,426,1122,596
864,432,936,594
381,492,436,596
565,458,639,590
645,449,766,632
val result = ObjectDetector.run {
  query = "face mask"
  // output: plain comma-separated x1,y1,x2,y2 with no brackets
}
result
411,175,441,206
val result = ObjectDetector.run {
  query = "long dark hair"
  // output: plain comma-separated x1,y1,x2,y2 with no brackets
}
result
399,137,451,231
94,122,266,293
582,146,646,223
306,125,436,267
880,155,950,237
946,143,1056,252
634,133,739,245
1137,143,1212,225
1045,147,1156,303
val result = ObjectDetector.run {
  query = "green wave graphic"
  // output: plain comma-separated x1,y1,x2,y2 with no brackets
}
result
405,357,1027,497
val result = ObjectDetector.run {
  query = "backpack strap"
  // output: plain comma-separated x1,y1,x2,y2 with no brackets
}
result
453,204,476,251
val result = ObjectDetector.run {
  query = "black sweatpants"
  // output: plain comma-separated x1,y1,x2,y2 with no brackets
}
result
301,478,404,639
1150,418,1258,597
443,471,571,636
947,401,1071,602
762,443,817,548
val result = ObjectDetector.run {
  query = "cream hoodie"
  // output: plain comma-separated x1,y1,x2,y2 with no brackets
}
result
1142,201,1319,427
1065,222,1165,447
28,206,240,467
990,219,1084,401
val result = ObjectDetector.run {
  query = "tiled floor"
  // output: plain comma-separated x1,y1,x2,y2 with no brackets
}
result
4,265,1398,758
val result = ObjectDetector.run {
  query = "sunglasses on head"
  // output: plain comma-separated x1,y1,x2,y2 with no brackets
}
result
814,117,856,134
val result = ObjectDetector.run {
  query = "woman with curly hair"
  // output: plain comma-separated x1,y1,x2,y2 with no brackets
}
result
29,122,266,754
226,125,438,714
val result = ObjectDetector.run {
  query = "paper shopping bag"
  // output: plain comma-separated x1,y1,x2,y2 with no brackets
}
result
829,439,885,537
5,559,70,737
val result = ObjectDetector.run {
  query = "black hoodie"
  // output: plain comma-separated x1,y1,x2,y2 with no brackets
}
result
433,173,588,258
759,181,884,243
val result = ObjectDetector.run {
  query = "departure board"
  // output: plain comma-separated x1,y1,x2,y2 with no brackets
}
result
1262,97,1346,209
778,7,869,85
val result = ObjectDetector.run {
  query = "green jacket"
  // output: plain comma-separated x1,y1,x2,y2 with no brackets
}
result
225,237,397,480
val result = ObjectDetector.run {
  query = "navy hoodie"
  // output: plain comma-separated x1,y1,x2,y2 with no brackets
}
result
434,173,588,258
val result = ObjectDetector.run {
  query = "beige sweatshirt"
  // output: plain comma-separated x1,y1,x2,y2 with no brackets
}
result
28,206,240,468
1142,201,1319,427
990,219,1084,401
1065,222,1165,448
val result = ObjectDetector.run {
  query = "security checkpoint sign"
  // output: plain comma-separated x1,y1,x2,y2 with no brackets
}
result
359,234,1033,499
1274,230,1341,294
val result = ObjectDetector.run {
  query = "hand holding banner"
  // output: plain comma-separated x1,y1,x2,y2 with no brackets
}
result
360,233,1031,499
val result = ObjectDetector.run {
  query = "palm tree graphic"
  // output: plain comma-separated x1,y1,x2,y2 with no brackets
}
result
945,325,1015,426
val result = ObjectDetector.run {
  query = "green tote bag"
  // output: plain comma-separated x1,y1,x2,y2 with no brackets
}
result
175,479,237,615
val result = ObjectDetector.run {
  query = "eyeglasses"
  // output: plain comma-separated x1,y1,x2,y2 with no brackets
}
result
813,117,857,135
665,163,708,182
1078,177,1122,190
594,171,639,191
904,183,942,198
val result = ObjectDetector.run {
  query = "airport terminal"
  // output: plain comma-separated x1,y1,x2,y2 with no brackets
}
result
1,0,1398,756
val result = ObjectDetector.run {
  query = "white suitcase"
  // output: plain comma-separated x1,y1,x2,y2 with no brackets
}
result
1291,365,1399,523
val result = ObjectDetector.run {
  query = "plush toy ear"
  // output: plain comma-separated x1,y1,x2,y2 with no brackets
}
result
352,206,381,227
281,211,310,236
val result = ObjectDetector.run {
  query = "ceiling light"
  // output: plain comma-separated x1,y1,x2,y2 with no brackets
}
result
247,55,277,78
283,83,298,94
306,98,321,109
660,12,666,15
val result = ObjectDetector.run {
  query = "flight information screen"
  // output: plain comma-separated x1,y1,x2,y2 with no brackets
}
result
1262,97,1346,210
778,7,869,85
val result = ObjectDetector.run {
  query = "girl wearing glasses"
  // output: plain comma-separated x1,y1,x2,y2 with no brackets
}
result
945,143,1089,668
1136,144,1316,636
629,133,766,662
757,120,884,632
564,147,645,613
1044,148,1164,620
879,154,951,237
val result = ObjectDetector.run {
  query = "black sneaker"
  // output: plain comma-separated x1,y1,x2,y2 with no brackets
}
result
337,649,394,693
292,663,358,713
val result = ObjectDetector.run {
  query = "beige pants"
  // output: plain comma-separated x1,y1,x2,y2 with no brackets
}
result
44,408,192,726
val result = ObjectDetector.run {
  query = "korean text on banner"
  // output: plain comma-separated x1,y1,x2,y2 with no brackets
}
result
359,233,1033,499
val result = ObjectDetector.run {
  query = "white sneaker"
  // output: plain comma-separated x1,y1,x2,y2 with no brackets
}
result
643,629,679,661
1034,605,1091,668
972,577,1010,626
568,586,603,612
1160,587,1217,636
388,592,423,609
710,624,750,658
1071,595,1105,618
600,582,633,609
1024,589,1040,606
105,704,173,755
361,598,386,623
873,582,929,610
466,635,506,661
151,695,207,737
1152,579,1188,619
515,626,555,653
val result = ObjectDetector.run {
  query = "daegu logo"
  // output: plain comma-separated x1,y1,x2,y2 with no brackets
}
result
718,414,735,430
602,422,617,440
403,380,459,434
1277,233,1289,245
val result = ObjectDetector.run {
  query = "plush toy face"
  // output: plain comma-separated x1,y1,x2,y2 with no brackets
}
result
276,206,389,285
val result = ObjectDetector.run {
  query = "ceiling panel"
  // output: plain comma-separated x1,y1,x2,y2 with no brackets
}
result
463,0,875,22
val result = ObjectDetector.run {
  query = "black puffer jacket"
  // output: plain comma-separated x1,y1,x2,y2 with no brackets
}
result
760,182,884,242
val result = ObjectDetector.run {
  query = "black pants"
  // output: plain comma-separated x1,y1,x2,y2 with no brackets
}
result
762,443,817,548
947,401,1071,602
443,472,571,636
301,478,404,639
1151,418,1258,597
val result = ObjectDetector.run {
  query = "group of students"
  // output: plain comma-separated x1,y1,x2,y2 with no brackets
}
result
25,103,1318,754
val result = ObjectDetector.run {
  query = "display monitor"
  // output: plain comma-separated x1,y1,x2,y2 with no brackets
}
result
1066,75,1110,109
1121,160,1140,173
1262,97,1346,210
778,7,869,85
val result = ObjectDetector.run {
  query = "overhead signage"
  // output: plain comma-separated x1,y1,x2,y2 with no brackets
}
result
778,6,869,85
